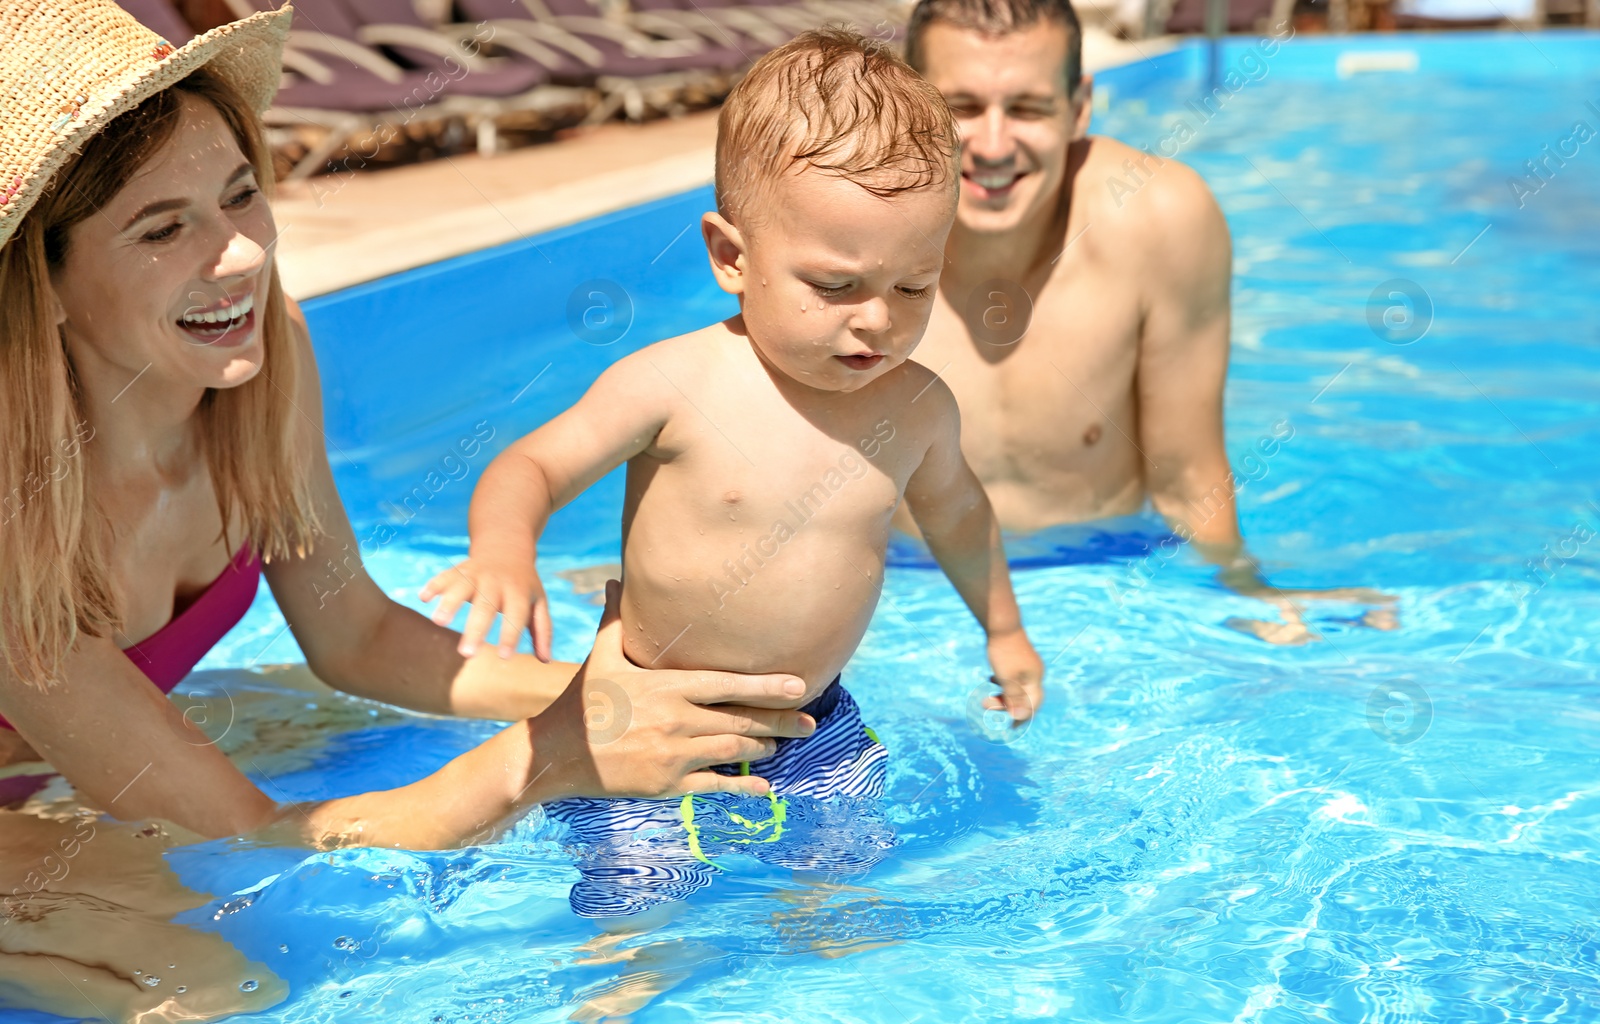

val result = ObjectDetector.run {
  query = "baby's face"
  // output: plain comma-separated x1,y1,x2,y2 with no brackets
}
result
735,168,954,393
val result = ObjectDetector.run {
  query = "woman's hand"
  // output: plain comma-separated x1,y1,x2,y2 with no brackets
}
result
528,581,815,800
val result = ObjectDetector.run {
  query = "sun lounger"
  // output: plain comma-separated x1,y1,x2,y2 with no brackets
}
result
222,0,463,178
1163,0,1276,32
459,0,745,121
118,0,199,41
626,0,792,53
340,0,590,151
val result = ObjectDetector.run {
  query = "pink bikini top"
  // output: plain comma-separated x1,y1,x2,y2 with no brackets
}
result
0,545,261,731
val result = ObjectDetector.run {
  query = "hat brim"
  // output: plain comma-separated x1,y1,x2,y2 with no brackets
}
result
0,5,292,250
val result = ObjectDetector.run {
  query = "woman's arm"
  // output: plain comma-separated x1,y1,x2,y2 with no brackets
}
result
0,583,814,846
264,302,571,720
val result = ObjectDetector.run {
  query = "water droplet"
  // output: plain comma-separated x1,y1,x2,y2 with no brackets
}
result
168,964,176,969
176,986,187,994
333,936,359,952
212,895,254,920
133,970,142,976
239,979,259,993
278,944,289,953
800,302,807,311
143,975,161,987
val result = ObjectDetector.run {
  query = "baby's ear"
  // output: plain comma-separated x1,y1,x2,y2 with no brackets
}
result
701,212,748,296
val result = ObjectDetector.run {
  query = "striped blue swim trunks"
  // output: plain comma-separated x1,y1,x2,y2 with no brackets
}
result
546,680,894,919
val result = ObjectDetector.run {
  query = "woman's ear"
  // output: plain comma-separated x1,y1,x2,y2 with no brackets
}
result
701,211,748,296
45,276,66,328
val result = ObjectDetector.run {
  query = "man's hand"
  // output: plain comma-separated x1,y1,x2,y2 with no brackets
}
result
420,554,552,662
1220,556,1400,643
984,628,1045,724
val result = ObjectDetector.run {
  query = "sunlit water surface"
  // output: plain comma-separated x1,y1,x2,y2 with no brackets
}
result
15,42,1600,1024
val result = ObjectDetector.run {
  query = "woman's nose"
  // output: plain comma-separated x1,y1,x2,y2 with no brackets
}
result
209,224,268,283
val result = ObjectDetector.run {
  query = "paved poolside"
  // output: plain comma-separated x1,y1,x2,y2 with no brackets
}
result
272,27,1170,298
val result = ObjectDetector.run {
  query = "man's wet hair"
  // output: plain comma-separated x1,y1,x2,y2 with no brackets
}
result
904,0,1084,97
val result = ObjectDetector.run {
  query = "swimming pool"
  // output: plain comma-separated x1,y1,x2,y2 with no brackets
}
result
20,29,1600,1023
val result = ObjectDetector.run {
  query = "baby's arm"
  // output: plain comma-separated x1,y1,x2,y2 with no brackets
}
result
900,381,1045,723
421,351,673,660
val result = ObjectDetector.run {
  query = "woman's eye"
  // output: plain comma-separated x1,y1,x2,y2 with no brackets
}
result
225,186,259,208
141,222,180,243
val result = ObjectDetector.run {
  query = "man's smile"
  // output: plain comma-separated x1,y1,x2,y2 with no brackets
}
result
963,167,1027,200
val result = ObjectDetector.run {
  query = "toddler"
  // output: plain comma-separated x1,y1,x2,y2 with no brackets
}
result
423,28,1044,919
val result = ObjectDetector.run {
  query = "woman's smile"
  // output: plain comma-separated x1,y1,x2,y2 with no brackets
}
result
176,288,257,347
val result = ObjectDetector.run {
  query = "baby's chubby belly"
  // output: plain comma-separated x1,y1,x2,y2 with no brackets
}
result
618,503,893,699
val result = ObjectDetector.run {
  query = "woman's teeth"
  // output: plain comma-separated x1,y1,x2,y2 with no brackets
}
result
180,293,254,327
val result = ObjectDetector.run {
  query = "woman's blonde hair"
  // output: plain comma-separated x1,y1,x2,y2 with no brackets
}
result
0,67,320,688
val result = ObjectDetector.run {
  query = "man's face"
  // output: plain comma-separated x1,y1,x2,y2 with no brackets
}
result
917,20,1091,236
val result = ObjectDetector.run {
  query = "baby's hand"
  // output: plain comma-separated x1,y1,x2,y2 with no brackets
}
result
420,555,552,662
985,629,1045,724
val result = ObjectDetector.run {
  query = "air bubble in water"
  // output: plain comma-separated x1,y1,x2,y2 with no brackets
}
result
239,979,259,993
333,936,359,951
142,976,161,987
279,944,289,953
176,986,187,994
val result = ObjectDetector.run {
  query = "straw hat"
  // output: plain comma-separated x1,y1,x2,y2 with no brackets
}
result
0,0,292,249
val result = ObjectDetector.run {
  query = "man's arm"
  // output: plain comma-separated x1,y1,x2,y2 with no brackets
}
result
1133,161,1243,569
901,377,1043,722
1129,166,1397,634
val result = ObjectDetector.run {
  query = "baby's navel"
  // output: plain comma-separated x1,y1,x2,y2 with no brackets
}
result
1082,423,1103,446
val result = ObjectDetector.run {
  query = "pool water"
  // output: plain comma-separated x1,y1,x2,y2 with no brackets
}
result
19,32,1600,1024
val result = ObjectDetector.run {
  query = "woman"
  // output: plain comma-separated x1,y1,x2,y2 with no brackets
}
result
0,1,812,1015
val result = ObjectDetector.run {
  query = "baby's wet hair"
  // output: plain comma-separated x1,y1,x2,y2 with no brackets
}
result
714,27,958,226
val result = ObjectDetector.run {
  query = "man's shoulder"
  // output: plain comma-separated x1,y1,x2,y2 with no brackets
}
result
1076,135,1224,238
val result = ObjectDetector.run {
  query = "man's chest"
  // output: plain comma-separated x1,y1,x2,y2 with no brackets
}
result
918,274,1144,454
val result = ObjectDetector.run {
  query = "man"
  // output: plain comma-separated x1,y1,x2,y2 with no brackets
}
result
898,0,1390,642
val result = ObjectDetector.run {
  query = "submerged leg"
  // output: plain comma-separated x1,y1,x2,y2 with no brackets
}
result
0,812,286,1022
